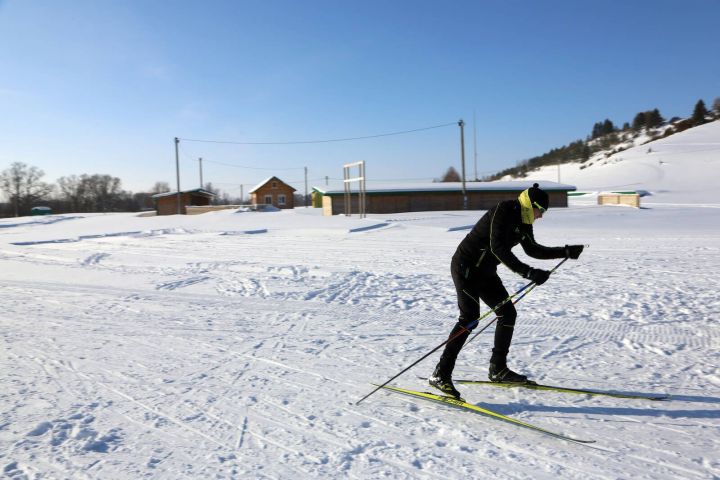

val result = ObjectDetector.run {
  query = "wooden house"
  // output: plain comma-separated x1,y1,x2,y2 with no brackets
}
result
152,188,216,215
249,177,296,209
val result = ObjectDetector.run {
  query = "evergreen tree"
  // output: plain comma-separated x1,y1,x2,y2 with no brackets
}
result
712,97,720,118
590,119,616,139
692,99,709,125
602,119,616,135
632,111,647,130
439,167,461,182
582,144,592,162
645,109,665,129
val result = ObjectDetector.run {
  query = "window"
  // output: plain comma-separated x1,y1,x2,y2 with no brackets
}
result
278,194,286,206
271,181,278,189
264,195,272,205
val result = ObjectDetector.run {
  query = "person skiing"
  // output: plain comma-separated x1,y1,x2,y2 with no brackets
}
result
428,183,584,399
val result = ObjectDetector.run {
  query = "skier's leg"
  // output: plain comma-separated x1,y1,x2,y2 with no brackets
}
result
430,258,478,397
475,275,516,368
474,276,527,382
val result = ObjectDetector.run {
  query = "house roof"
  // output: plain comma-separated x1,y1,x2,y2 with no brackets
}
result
313,180,576,196
151,188,216,199
249,176,297,193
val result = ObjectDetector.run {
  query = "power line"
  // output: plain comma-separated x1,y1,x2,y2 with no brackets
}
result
178,122,456,145
173,121,462,192
202,158,304,170
178,143,303,171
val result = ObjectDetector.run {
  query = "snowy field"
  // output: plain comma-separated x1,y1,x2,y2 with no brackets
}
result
1,123,720,479
1,203,718,479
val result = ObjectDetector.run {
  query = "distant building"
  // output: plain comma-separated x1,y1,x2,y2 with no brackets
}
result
249,177,296,209
313,181,576,216
152,188,216,215
31,206,53,216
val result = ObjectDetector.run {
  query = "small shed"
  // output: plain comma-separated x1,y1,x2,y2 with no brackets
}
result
598,192,641,208
313,181,576,216
152,188,216,215
249,176,296,209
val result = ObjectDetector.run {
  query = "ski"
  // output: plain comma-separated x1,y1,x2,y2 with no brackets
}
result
375,384,595,444
451,379,670,401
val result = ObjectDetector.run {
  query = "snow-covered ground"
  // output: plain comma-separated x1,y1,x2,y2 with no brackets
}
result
2,125,719,479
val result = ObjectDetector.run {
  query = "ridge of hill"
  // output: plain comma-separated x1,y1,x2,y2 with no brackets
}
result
500,120,720,204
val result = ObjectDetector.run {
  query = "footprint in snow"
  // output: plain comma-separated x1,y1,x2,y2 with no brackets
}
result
25,409,123,453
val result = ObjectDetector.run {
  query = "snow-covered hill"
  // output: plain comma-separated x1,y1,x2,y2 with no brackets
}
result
507,120,720,205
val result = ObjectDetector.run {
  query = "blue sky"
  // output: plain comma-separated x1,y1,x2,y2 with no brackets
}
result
1,0,718,197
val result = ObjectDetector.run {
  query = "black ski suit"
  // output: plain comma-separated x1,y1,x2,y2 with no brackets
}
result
436,199,565,376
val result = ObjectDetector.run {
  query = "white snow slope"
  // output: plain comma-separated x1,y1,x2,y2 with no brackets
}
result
523,120,720,205
1,124,719,479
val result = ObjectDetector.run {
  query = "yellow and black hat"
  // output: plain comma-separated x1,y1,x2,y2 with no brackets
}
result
518,183,549,224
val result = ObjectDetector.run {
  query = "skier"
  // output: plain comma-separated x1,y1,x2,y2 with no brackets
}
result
428,183,584,398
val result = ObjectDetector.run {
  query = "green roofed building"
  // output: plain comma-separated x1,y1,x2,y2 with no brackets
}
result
313,181,575,216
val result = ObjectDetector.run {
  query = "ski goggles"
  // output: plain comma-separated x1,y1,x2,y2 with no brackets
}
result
532,201,546,213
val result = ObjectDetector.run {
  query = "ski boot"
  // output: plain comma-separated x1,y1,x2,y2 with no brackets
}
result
428,366,463,400
488,362,534,384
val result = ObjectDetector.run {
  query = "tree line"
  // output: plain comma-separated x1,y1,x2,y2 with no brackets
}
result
0,163,179,217
482,97,720,181
0,163,309,217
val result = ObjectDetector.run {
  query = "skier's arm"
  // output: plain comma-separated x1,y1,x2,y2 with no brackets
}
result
520,226,566,259
489,203,532,276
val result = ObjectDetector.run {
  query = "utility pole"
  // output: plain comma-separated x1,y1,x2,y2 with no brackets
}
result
240,185,244,204
459,119,467,210
473,110,478,181
199,157,203,189
174,137,181,214
304,166,309,207
557,160,561,183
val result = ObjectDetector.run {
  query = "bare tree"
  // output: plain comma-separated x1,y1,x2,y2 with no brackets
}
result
203,182,221,205
151,181,170,194
0,162,53,217
57,175,85,212
81,174,123,212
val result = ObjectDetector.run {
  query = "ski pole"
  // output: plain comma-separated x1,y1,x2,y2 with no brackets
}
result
355,280,538,406
463,257,568,347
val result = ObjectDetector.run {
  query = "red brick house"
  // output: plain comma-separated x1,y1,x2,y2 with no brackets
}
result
249,177,296,209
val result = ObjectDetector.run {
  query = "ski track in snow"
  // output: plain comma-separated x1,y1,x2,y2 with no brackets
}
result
0,208,719,479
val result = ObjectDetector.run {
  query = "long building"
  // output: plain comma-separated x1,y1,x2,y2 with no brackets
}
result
313,181,576,216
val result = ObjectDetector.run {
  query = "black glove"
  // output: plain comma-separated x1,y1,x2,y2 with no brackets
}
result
525,268,550,285
565,244,584,259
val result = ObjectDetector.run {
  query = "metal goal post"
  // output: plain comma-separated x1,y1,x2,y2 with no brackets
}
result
343,161,366,218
